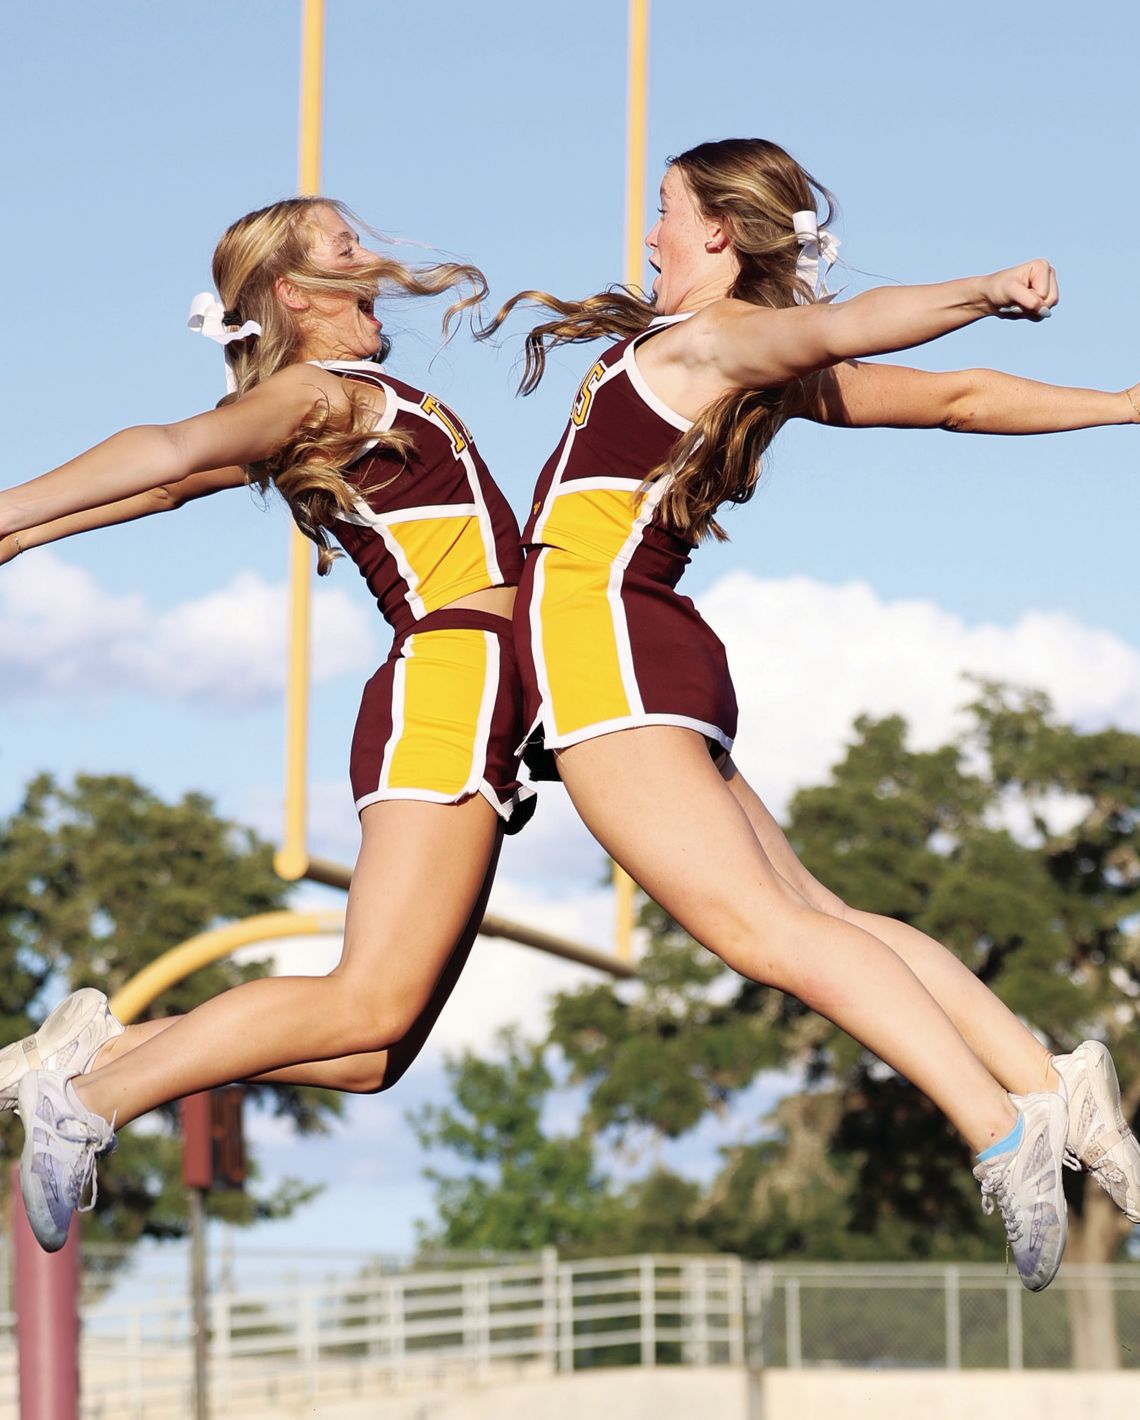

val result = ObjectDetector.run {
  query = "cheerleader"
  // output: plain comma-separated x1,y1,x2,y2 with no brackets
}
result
0,197,532,1251
488,137,1140,1291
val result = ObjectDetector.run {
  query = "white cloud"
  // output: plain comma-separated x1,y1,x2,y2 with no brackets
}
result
0,552,379,710
699,571,1140,820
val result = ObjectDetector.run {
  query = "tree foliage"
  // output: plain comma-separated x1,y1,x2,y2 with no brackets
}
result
409,1028,617,1254
0,773,343,1243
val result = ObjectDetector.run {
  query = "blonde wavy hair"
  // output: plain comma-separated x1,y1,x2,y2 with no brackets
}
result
212,197,486,572
482,139,835,542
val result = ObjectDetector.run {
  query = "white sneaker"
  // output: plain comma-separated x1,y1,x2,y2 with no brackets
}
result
0,989,123,1110
1053,1040,1140,1224
972,1089,1068,1292
16,1068,117,1253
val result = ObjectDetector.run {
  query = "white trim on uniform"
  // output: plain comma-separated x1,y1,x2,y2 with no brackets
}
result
356,781,534,823
340,501,480,528
530,359,629,546
459,446,503,588
528,549,560,736
543,711,734,757
623,317,695,433
312,360,399,454
545,475,647,497
465,632,500,798
476,780,535,824
376,637,412,793
357,504,427,619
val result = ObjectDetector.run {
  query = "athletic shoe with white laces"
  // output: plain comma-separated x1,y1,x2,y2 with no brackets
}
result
1053,1040,1140,1224
16,1068,117,1253
972,1089,1068,1292
0,989,123,1110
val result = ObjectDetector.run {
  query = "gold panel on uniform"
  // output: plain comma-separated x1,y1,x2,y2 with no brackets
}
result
388,629,488,794
540,487,643,564
539,550,632,736
390,515,491,614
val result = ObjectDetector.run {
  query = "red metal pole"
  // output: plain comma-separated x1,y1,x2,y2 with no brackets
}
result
11,1162,80,1420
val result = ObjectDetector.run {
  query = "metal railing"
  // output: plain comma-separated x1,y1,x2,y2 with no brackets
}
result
3,1251,1140,1417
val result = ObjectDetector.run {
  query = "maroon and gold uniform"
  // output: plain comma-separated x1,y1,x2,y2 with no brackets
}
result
317,360,532,830
516,317,738,778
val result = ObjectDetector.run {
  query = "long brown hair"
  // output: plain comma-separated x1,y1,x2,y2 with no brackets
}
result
211,198,486,572
482,139,835,542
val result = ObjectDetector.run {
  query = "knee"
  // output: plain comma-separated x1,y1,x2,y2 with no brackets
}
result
814,884,853,921
329,1048,414,1096
329,1054,390,1094
326,978,424,1057
323,1056,388,1096
734,899,847,1007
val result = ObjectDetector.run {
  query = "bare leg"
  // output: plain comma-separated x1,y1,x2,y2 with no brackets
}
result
89,828,503,1094
74,795,500,1125
718,759,1058,1095
555,726,1018,1154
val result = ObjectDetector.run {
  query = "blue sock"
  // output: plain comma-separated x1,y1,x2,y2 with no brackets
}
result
976,1111,1024,1163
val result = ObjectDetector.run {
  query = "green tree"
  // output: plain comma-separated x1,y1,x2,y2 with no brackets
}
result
409,1027,619,1254
0,772,343,1245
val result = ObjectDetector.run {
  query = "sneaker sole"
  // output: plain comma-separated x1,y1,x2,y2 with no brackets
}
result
1077,1041,1140,1224
17,1072,71,1252
0,989,109,1111
1012,1089,1069,1292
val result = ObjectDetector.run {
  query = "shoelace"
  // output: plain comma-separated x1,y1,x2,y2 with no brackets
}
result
976,1167,1024,1243
57,1101,114,1215
59,1113,106,1215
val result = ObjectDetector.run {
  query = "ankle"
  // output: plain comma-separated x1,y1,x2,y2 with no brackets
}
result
972,1099,1020,1157
70,1076,111,1125
88,1037,118,1071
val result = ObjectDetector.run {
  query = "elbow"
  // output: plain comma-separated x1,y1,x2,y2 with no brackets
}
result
152,484,184,511
940,370,987,433
120,423,189,481
941,404,975,433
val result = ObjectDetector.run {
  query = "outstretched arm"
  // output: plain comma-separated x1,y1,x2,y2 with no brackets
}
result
796,360,1140,434
644,260,1059,414
0,466,245,567
0,363,342,539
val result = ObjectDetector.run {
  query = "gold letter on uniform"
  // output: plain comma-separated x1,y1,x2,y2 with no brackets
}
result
571,362,605,428
421,394,469,455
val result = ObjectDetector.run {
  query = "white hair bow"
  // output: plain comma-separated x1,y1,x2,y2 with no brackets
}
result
187,293,262,393
792,211,841,303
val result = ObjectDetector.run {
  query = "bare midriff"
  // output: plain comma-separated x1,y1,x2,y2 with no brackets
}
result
442,585,516,620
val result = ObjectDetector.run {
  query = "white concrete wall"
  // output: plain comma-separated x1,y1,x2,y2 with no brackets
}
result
236,1366,1140,1420
763,1369,1140,1419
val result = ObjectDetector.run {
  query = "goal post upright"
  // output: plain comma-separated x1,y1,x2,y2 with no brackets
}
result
612,0,650,966
272,0,634,979
275,0,325,884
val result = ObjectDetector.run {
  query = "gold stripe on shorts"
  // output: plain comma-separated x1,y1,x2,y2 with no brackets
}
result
536,548,635,737
386,628,490,796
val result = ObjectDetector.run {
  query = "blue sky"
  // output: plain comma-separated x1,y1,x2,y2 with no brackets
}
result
4,1,1140,1263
